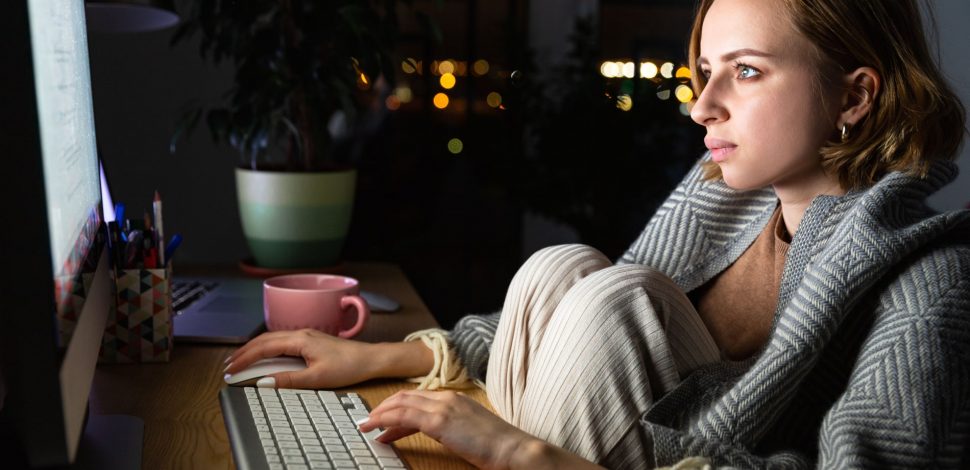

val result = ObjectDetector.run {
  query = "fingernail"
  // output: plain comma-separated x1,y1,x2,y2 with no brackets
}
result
223,362,233,373
354,417,370,427
256,377,276,388
375,429,389,441
224,355,233,364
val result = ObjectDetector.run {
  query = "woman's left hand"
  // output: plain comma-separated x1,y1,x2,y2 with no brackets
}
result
357,390,539,469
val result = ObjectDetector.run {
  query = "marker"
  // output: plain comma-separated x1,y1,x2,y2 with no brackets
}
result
114,203,126,240
164,233,182,266
153,190,165,266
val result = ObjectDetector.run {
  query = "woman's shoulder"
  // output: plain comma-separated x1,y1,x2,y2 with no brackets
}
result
875,240,970,317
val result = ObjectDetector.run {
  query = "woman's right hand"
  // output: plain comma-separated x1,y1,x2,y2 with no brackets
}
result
224,329,433,389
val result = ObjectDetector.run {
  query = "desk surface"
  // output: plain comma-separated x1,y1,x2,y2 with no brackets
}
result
90,262,488,470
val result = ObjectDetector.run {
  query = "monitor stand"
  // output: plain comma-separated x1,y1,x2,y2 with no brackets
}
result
73,414,143,470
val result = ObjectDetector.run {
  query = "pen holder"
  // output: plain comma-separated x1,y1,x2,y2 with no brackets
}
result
100,266,173,363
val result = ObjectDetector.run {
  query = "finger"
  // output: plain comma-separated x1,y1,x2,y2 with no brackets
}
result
226,330,298,363
365,407,448,442
271,369,330,389
225,337,306,374
366,391,441,419
374,427,418,443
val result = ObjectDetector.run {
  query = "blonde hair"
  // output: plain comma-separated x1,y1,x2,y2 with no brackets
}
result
688,0,967,189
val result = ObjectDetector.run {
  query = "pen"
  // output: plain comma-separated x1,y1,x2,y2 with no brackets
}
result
164,233,182,266
125,230,144,269
114,203,126,241
154,190,165,266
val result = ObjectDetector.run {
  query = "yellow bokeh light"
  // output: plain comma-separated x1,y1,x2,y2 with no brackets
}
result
600,61,619,78
486,92,502,108
447,138,464,154
385,95,401,111
661,62,674,78
640,62,658,79
675,85,694,103
473,59,490,76
616,94,633,111
395,86,413,103
675,66,691,79
440,73,456,89
438,60,455,75
622,62,635,79
402,59,416,74
356,73,370,90
433,93,450,109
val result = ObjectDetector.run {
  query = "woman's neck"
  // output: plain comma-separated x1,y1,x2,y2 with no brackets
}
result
774,174,846,236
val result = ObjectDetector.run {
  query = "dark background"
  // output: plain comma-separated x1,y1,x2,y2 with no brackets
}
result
89,0,970,328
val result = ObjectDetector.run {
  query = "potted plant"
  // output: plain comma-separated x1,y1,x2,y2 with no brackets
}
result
171,0,437,268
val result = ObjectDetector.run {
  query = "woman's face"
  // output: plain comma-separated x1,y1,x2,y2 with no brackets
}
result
690,0,842,194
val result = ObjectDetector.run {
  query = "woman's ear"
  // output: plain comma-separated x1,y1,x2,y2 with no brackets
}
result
837,67,880,131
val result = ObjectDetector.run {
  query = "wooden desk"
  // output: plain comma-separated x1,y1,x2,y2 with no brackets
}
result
90,262,488,470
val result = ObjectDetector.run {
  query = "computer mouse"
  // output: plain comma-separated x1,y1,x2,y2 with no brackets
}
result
224,356,307,386
360,290,401,312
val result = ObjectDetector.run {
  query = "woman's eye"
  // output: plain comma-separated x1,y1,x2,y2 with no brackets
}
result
736,64,760,80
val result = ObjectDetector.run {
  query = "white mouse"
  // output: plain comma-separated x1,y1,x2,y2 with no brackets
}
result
224,356,307,386
360,290,401,312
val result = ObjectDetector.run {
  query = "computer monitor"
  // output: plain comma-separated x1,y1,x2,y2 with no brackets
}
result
0,0,140,468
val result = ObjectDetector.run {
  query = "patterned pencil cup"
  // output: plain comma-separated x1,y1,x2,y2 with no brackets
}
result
100,267,173,363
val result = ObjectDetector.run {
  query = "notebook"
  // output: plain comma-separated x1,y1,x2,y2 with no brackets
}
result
100,161,266,344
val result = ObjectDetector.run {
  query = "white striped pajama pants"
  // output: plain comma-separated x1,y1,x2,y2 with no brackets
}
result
485,244,721,466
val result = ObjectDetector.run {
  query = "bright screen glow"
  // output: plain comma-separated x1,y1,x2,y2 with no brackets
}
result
27,0,101,276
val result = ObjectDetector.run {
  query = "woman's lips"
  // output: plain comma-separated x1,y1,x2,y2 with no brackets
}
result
710,146,736,162
704,137,737,163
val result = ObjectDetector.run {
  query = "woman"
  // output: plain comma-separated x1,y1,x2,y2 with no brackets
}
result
226,0,970,467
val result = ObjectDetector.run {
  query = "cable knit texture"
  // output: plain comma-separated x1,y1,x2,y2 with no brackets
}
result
449,154,970,468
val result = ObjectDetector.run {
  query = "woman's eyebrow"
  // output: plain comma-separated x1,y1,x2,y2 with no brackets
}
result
697,48,775,66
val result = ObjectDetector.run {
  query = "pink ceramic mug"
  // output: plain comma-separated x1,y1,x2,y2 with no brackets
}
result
263,274,370,337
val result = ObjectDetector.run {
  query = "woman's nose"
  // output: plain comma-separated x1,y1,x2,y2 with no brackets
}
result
690,82,728,126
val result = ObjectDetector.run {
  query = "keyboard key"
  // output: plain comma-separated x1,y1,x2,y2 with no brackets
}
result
377,457,405,468
332,459,356,468
309,462,334,470
303,445,324,454
305,452,329,461
353,456,377,466
328,451,351,461
361,429,397,458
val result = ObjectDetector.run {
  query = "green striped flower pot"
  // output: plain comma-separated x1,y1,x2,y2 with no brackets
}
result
235,168,356,268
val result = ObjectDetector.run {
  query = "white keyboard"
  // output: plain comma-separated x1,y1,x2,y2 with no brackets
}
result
220,387,407,470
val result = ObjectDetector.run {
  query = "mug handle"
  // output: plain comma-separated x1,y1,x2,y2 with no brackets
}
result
338,295,370,338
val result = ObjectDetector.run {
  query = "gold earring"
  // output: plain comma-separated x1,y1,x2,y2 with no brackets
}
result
841,123,851,143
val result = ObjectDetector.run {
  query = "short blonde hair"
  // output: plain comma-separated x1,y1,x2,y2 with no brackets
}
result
688,0,967,190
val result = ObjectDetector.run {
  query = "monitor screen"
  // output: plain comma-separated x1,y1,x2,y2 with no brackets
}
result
0,0,120,466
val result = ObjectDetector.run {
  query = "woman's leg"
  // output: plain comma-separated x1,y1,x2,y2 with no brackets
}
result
486,246,720,464
486,244,614,421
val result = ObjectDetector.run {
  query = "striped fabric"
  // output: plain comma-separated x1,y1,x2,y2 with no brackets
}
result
449,154,970,468
483,244,721,465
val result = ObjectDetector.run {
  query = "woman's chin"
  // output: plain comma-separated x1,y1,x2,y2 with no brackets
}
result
720,172,765,192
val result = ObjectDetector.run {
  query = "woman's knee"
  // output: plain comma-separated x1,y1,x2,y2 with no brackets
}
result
557,264,673,321
513,244,612,290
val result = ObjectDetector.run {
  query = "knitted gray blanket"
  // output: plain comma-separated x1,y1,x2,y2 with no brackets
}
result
449,155,970,468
